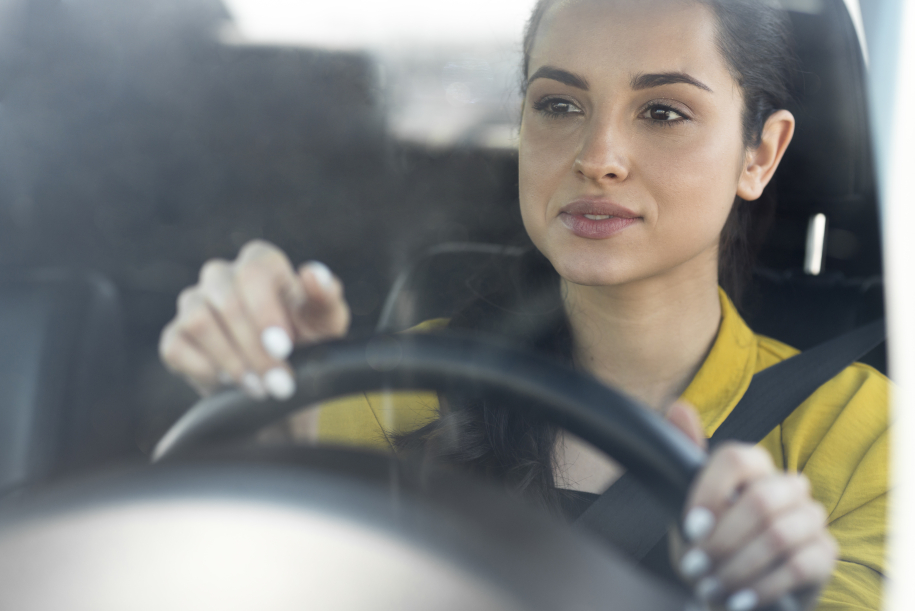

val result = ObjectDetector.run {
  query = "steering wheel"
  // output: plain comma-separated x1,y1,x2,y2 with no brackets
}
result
0,331,801,611
153,331,705,515
153,332,803,611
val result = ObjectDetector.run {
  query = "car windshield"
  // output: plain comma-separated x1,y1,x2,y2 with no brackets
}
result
0,0,910,610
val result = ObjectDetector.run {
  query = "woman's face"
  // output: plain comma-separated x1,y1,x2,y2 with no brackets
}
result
519,0,750,288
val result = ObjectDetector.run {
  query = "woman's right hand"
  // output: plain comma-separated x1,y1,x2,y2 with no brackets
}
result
159,240,350,400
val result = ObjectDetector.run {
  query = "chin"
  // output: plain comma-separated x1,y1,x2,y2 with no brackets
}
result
546,252,636,287
529,223,657,288
537,229,721,290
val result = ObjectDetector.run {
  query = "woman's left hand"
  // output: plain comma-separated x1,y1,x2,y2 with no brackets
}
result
673,434,838,611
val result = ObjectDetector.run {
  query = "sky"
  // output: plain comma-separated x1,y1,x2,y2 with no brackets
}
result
222,0,865,53
221,0,540,50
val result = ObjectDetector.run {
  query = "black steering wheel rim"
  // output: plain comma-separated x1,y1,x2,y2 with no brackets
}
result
154,331,706,514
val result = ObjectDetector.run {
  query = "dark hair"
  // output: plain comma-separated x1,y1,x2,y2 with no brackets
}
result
396,249,571,511
397,0,797,512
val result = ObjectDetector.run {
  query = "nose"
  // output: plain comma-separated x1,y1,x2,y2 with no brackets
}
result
573,116,630,183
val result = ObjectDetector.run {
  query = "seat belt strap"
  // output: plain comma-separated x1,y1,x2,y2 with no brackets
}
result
709,319,885,446
572,471,669,560
575,319,886,562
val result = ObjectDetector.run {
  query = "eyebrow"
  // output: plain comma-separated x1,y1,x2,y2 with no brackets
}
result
527,66,590,90
630,71,713,93
527,65,713,95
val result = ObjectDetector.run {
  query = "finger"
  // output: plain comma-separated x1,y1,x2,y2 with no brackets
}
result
683,443,774,541
159,321,221,396
715,500,827,591
704,473,811,559
191,265,257,377
724,534,837,611
201,254,296,401
292,261,350,340
228,249,298,367
177,284,269,400
198,260,266,366
234,241,303,359
666,400,707,450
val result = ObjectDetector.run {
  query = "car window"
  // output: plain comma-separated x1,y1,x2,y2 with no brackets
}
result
0,0,884,430
0,0,904,609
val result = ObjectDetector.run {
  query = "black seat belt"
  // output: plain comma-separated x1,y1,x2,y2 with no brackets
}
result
707,319,886,446
575,319,886,563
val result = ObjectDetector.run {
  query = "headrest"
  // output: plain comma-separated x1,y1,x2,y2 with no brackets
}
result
763,0,880,277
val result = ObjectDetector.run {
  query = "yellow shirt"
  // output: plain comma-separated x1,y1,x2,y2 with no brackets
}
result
317,289,889,610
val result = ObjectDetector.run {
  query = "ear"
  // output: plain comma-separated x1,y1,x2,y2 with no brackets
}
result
736,109,795,201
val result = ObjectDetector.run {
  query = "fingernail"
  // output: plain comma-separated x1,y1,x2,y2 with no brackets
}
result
261,326,293,360
307,261,334,291
696,576,722,602
683,506,716,542
217,370,234,386
679,548,712,580
264,367,296,400
241,371,267,400
726,589,759,611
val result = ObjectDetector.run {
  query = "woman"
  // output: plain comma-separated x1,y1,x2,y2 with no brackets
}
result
158,1,888,609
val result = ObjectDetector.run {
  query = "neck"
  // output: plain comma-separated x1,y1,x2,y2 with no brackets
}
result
563,258,723,412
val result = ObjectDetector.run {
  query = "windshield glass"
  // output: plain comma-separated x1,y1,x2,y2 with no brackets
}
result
0,1,891,610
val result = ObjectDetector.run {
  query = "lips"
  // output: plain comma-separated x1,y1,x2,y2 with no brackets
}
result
559,198,641,239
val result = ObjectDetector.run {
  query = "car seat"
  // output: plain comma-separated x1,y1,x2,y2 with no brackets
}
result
0,269,130,495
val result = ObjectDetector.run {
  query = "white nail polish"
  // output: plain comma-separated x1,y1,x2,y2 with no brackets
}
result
308,261,334,291
680,548,712,580
264,367,296,400
241,371,267,400
696,576,721,602
684,506,716,542
261,326,293,360
726,589,759,611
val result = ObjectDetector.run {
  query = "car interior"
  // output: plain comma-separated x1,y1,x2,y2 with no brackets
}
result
0,0,889,608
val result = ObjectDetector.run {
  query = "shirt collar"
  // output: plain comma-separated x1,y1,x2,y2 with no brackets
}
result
680,288,758,436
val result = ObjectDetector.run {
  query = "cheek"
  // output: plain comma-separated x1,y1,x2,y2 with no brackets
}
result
518,122,577,226
639,130,743,240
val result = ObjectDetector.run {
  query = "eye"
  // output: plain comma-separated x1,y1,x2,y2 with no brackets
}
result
641,103,688,125
531,96,584,118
